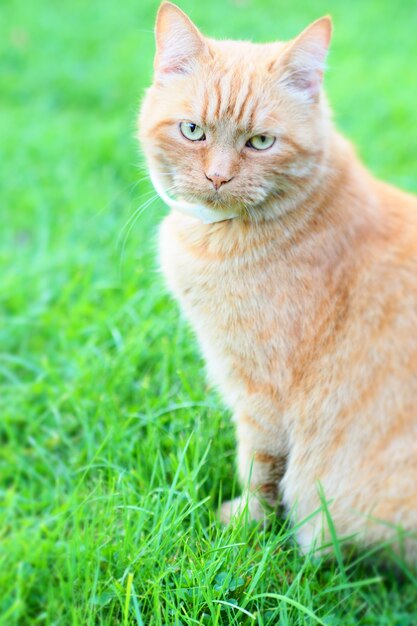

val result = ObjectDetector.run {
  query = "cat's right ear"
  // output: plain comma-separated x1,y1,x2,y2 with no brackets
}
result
277,17,332,103
154,2,206,76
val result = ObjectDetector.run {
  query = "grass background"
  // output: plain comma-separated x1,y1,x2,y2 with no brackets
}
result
1,0,417,623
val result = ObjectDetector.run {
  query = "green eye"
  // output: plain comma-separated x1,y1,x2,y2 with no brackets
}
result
179,122,206,141
246,134,275,150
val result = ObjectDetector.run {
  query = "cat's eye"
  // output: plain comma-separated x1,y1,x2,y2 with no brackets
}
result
179,122,206,141
246,134,275,151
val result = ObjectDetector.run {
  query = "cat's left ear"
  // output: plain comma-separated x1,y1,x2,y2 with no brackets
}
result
154,2,207,76
278,17,332,102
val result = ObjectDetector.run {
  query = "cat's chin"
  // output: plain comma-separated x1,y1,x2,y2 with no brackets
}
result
150,169,241,224
173,197,241,224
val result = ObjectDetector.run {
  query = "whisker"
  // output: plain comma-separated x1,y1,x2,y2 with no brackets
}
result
117,183,179,258
117,194,161,273
118,182,178,241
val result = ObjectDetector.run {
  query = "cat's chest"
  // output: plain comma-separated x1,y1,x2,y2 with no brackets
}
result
158,215,315,374
161,217,282,320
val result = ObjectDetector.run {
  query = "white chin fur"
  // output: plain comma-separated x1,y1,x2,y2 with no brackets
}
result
149,170,240,224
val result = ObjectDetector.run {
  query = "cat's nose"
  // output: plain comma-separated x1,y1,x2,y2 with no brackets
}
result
205,173,233,190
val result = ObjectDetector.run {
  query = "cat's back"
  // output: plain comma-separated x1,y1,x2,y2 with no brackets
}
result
370,178,417,278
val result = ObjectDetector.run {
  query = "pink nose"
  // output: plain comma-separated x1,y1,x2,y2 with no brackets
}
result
205,173,233,191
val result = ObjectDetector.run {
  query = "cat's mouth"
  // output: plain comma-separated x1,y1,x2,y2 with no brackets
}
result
149,169,241,224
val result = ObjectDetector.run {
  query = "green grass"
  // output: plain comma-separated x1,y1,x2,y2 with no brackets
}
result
1,0,417,623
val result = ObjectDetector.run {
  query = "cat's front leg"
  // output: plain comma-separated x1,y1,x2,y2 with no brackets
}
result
220,414,286,524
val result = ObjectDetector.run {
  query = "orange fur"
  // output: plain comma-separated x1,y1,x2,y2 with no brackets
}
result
139,2,417,560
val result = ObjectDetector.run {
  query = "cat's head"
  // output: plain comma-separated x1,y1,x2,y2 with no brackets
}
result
139,2,332,222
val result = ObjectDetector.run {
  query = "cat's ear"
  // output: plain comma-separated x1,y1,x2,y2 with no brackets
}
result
154,2,206,76
278,17,332,102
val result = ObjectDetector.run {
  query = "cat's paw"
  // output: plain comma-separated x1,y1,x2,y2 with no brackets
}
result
219,495,265,524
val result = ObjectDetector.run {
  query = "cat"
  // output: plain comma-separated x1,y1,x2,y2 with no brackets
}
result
139,1,417,561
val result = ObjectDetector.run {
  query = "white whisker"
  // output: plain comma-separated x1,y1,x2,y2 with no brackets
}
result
117,183,179,265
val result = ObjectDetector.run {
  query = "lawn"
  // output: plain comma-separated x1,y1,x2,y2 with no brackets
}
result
1,0,417,623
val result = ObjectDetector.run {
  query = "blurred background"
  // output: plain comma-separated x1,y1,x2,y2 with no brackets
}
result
1,0,417,623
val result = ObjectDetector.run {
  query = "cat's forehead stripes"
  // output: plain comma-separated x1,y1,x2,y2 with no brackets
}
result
201,68,258,130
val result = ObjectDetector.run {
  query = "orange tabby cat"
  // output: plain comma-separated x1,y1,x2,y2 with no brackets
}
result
139,2,417,560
